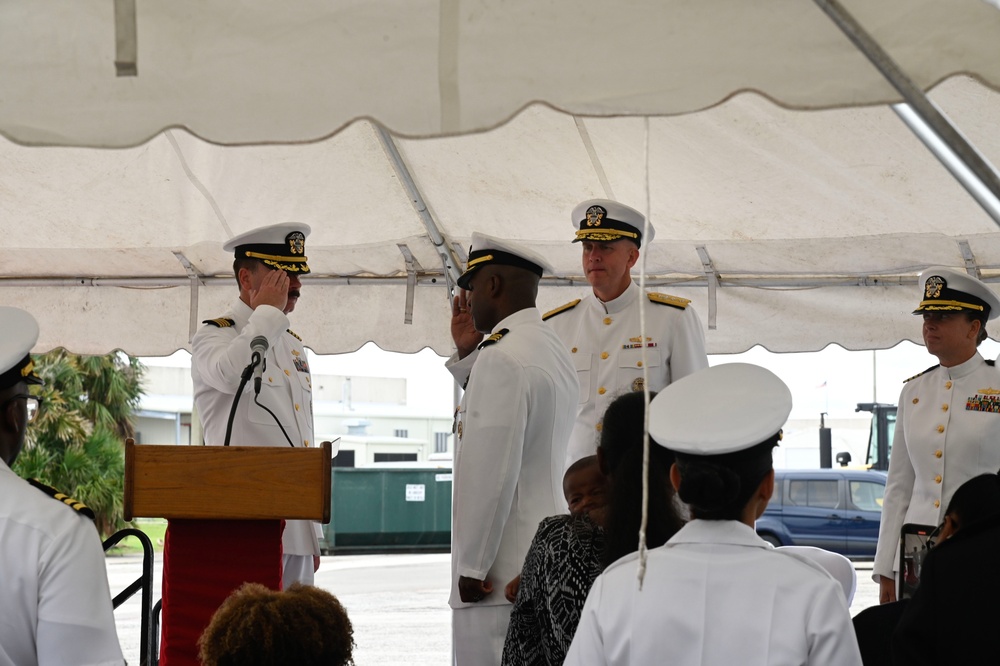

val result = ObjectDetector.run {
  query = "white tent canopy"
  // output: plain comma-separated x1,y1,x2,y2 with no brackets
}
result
2,0,1000,356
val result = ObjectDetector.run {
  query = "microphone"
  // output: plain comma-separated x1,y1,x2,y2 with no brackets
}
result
250,335,269,394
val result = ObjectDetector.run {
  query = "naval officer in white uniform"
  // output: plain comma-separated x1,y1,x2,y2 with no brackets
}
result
874,266,1000,603
0,307,125,666
564,363,862,666
191,222,323,587
448,233,578,666
449,200,707,469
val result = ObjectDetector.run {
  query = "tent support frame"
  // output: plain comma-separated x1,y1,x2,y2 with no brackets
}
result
814,0,1000,228
373,123,463,292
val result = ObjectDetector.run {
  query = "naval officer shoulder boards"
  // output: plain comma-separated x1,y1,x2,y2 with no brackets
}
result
542,300,581,321
477,328,510,350
647,292,691,310
27,478,96,520
202,317,235,328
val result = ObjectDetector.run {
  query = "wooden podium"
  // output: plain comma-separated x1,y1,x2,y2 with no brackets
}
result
124,441,331,666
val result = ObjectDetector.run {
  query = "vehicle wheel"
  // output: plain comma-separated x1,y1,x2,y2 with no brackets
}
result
759,533,782,547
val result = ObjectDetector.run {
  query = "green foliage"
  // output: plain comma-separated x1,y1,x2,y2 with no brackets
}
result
13,350,145,537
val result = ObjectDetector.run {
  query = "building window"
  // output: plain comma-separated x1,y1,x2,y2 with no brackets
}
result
394,429,409,438
434,432,449,454
374,453,418,463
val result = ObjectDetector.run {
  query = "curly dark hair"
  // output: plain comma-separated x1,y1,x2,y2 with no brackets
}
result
198,583,355,666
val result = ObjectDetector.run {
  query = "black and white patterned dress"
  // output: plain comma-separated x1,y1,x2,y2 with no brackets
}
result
502,514,606,666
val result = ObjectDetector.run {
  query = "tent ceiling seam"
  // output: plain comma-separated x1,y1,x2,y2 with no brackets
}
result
574,117,615,200
165,131,233,238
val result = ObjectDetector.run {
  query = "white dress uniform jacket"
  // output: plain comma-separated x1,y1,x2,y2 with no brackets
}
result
0,462,124,666
874,352,1000,581
448,281,708,469
564,520,862,666
191,298,322,558
448,307,578,608
546,281,707,465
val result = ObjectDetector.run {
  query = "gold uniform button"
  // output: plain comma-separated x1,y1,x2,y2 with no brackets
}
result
284,369,291,376
295,404,300,411
945,381,953,389
603,317,612,325
636,361,643,368
571,347,578,353
268,377,273,383
935,450,943,458
598,387,607,395
595,423,603,432
912,398,918,404
304,440,310,447
601,352,609,360
934,500,940,508
942,404,949,412
935,475,942,484
936,425,945,433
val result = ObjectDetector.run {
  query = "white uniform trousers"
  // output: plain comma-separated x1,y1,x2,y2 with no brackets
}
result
452,604,512,666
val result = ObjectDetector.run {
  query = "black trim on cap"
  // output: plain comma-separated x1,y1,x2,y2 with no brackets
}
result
457,249,544,289
0,354,42,391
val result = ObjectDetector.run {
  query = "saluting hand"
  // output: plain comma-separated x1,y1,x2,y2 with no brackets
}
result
250,269,289,312
451,291,483,359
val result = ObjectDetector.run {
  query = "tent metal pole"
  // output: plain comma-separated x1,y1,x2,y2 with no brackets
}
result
891,104,1000,225
814,0,1000,229
372,123,464,289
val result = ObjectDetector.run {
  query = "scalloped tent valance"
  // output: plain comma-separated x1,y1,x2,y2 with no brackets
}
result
1,0,999,356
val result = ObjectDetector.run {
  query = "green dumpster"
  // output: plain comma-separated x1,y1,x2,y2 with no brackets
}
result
321,467,452,553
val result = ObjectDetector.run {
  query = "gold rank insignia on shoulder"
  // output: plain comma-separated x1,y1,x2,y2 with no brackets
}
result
27,479,96,520
286,329,302,341
477,328,510,350
647,293,690,310
543,299,581,321
904,364,939,383
202,317,235,328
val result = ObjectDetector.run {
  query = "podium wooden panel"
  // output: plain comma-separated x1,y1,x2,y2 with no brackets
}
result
124,441,331,522
123,440,332,666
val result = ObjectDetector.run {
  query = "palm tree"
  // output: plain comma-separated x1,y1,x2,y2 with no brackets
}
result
13,350,144,537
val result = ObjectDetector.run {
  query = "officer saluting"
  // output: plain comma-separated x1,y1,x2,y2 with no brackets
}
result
0,307,125,665
450,200,708,468
874,266,1000,603
191,222,322,588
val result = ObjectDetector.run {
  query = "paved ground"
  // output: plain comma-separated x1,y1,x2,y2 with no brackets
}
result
107,553,879,665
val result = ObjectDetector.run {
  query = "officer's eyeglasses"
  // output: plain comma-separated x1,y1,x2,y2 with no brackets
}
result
2,394,43,423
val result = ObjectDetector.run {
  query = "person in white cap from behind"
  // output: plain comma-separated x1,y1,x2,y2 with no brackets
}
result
447,232,578,666
874,266,1000,603
191,222,323,588
564,363,862,666
449,199,707,471
0,307,125,666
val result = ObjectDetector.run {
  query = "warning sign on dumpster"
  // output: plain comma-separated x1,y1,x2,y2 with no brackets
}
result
405,484,426,502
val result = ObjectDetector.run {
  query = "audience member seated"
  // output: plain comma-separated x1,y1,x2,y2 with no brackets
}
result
198,582,355,666
890,472,1000,665
502,391,685,666
564,364,862,665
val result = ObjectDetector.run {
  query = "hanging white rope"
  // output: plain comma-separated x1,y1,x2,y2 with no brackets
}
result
636,116,652,590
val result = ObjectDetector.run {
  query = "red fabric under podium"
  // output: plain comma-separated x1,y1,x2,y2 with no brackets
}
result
159,519,283,666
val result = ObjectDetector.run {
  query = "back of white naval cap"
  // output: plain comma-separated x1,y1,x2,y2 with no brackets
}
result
457,232,553,290
0,307,42,391
649,363,791,455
